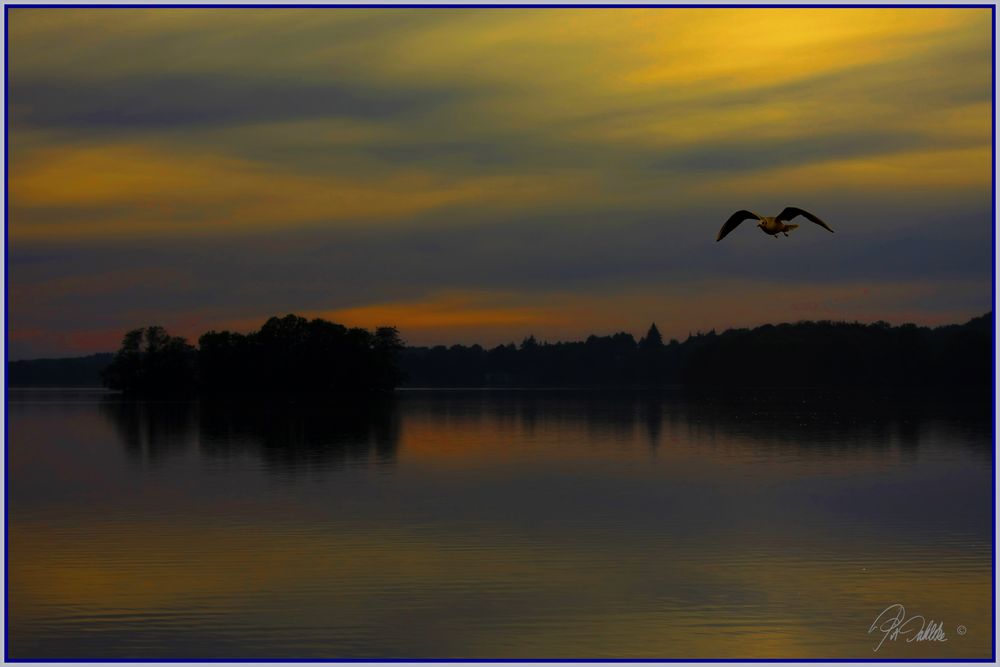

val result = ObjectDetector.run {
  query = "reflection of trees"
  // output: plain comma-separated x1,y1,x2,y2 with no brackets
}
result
675,388,992,453
198,398,400,470
100,399,199,465
101,389,989,471
101,396,400,472
395,389,992,457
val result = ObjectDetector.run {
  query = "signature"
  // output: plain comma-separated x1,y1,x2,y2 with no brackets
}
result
869,603,948,652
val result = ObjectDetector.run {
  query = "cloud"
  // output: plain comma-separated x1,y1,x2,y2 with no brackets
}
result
324,291,561,334
11,74,467,130
9,141,595,240
646,131,933,173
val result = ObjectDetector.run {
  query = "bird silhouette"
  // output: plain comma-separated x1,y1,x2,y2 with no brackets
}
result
716,207,834,242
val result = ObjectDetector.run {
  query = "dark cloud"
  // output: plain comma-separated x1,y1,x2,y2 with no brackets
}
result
646,130,973,173
364,140,518,168
10,196,991,326
11,73,469,129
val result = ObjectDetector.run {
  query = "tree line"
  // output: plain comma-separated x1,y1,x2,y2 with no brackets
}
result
10,312,991,393
7,353,113,387
400,314,992,391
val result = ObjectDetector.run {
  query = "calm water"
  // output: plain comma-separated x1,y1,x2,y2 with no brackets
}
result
7,388,994,659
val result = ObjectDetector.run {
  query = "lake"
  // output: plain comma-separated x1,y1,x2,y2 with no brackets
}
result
6,388,993,659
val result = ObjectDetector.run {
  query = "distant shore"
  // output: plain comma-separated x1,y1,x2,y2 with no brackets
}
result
8,312,992,393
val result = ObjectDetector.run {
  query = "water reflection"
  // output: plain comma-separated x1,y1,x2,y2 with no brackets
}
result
100,396,401,471
100,400,198,465
393,389,992,458
8,389,993,659
94,389,993,473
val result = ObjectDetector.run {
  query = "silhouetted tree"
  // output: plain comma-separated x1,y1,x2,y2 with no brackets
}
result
372,326,406,388
102,326,197,394
198,329,253,390
639,323,664,349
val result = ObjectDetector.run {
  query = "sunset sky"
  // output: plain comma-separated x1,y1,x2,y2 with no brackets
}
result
7,7,993,359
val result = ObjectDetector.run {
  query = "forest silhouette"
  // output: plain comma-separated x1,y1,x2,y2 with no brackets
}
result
81,312,993,395
402,314,992,390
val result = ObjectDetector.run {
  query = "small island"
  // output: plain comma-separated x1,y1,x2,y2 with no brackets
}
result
101,314,404,395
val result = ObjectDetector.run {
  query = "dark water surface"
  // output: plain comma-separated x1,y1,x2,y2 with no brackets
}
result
7,389,993,659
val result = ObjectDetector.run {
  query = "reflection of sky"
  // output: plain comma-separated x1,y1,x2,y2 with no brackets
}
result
7,392,993,658
8,8,993,358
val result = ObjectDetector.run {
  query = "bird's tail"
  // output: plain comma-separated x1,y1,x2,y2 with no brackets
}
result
784,224,800,233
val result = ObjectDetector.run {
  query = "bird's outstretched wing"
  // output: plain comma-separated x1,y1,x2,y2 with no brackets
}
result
716,210,761,242
776,207,834,233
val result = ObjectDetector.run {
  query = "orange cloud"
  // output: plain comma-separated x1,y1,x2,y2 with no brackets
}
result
8,327,127,356
322,291,563,333
10,141,593,241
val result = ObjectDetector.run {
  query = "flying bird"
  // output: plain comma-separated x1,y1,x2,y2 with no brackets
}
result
716,207,834,242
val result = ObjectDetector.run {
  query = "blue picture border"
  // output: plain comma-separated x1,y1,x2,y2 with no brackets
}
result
2,2,996,663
